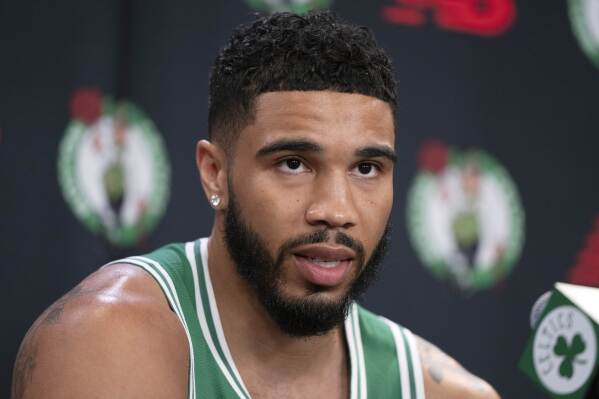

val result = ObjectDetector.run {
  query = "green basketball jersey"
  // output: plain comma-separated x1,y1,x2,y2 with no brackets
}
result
108,238,425,399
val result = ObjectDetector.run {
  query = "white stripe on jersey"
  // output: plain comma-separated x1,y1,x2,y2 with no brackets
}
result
183,243,249,399
199,238,252,399
383,318,412,399
345,309,359,399
352,304,368,399
403,328,425,399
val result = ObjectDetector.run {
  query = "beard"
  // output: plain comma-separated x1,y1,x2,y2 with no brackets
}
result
223,187,391,337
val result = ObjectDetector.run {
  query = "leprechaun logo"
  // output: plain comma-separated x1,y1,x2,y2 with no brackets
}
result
533,305,597,395
245,0,332,14
568,0,599,68
58,88,170,247
406,140,525,291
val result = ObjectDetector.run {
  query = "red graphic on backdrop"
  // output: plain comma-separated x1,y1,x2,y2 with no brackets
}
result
418,139,449,174
383,0,516,37
567,216,599,288
69,87,103,125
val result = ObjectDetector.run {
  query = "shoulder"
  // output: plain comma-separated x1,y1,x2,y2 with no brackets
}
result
414,335,500,399
12,264,188,399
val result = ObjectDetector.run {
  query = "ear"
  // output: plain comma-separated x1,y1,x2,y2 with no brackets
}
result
196,139,229,209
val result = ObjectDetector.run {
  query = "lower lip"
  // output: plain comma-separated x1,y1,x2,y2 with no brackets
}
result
293,255,352,287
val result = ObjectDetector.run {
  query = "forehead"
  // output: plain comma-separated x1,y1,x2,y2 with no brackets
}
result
238,91,395,150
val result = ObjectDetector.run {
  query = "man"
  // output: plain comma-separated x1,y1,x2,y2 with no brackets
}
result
12,11,500,399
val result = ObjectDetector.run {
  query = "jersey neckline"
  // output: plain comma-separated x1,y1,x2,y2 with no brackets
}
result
191,237,366,399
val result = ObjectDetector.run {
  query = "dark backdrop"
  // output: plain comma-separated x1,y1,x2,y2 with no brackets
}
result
1,1,598,398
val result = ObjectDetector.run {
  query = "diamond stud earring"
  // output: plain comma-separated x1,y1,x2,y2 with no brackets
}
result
209,194,221,209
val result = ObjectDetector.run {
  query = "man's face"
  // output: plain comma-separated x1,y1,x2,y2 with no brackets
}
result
223,91,395,336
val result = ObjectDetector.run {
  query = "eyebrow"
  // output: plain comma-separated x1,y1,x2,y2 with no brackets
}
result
355,145,397,164
255,138,397,163
256,139,322,158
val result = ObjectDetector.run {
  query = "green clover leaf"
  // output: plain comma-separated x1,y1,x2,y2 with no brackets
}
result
554,333,587,379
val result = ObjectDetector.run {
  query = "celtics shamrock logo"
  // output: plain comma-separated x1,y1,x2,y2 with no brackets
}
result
533,305,597,395
554,334,587,379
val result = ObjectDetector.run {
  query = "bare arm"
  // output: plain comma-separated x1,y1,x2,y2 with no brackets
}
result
416,336,500,399
11,265,189,399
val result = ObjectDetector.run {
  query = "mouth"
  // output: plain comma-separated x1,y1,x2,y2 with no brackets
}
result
292,245,355,287
294,256,348,269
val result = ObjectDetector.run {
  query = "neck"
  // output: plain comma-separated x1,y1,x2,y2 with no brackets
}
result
206,224,348,379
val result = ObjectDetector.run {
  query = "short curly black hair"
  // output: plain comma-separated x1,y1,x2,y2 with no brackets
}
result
208,10,397,151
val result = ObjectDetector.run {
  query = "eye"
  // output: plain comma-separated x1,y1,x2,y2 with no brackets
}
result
276,158,310,174
352,162,380,178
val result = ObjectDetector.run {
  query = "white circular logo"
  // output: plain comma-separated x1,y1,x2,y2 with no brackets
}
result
533,305,597,395
406,142,525,292
569,0,599,68
58,88,170,247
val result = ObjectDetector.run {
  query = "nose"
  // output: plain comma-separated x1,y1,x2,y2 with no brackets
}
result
305,171,358,230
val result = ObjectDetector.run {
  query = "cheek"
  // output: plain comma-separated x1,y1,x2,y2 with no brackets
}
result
232,173,308,243
357,183,393,248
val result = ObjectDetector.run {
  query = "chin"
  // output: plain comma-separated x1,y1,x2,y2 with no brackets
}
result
266,286,353,337
285,284,353,303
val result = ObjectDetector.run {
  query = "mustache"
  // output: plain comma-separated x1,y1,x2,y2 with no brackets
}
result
276,229,366,265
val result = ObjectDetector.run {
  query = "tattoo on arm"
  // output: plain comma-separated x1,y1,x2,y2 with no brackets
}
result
418,339,451,384
11,329,38,399
11,283,99,398
42,285,85,325
428,364,444,384
417,337,491,394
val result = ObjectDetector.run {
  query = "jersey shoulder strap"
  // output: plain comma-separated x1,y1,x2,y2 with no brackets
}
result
143,242,196,300
107,240,250,399
356,304,426,399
